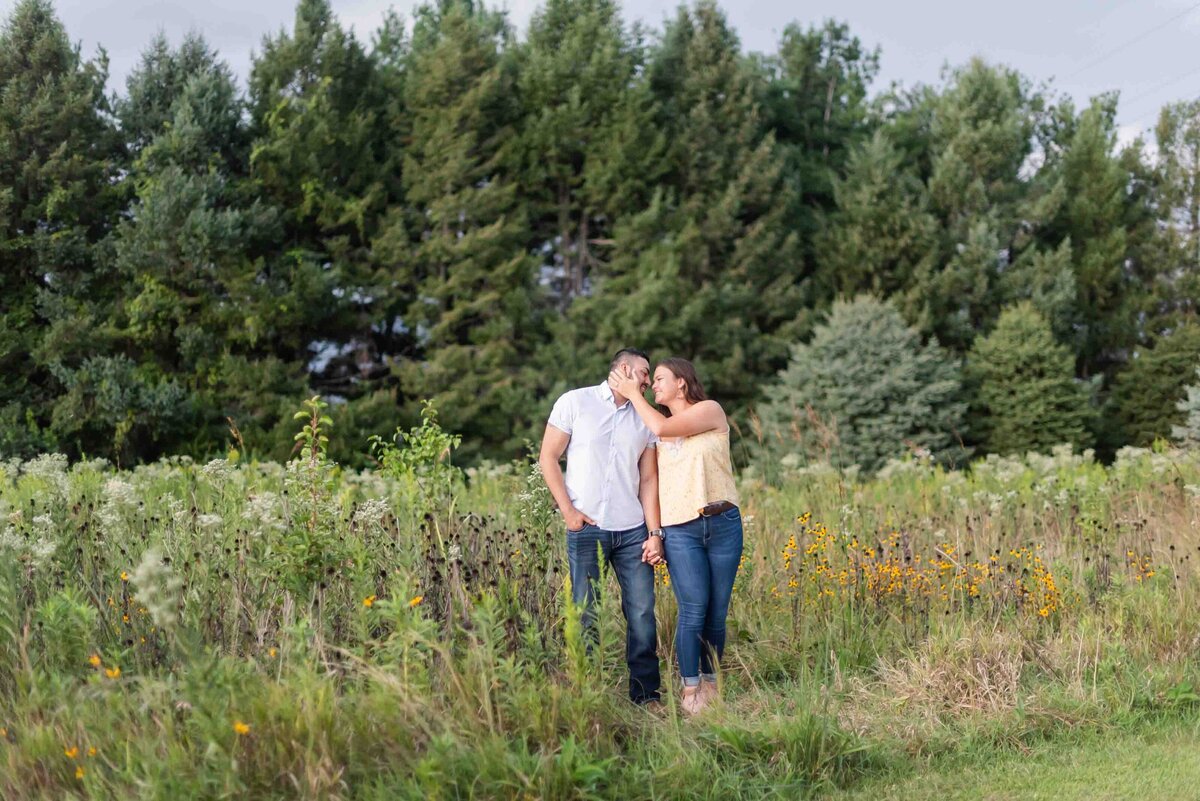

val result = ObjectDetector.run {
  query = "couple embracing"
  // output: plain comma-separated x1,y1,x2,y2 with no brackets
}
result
538,348,743,714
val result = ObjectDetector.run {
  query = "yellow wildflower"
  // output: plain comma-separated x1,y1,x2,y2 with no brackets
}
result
409,595,424,607
120,571,128,582
75,766,85,780
233,721,250,736
64,746,79,759
87,654,101,668
362,595,376,608
105,666,121,679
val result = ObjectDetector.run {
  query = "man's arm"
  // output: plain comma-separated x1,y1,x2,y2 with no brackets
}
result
538,424,594,531
638,447,665,565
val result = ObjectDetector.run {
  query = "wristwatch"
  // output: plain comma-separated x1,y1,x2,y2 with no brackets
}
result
648,528,665,539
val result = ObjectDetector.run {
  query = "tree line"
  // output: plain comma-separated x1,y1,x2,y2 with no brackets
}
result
2,0,1199,469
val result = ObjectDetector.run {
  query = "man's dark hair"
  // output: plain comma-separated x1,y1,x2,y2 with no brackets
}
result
609,348,649,371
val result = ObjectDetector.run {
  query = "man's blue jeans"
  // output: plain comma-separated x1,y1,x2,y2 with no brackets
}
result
662,508,744,685
566,523,661,704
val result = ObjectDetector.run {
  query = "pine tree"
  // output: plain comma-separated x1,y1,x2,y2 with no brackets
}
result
573,1,801,412
0,0,123,456
1033,95,1150,377
249,0,400,401
513,0,662,309
1105,323,1200,448
1150,100,1200,329
816,130,937,299
395,0,542,461
1173,367,1200,447
965,302,1094,455
756,296,966,474
758,20,878,270
53,37,315,461
903,59,1039,352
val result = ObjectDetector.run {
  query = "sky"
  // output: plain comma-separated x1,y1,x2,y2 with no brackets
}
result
6,0,1200,147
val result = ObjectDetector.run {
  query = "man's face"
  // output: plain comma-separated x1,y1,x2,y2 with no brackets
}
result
617,357,651,394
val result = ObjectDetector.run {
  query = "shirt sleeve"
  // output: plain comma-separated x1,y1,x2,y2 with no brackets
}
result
547,392,575,435
646,431,659,448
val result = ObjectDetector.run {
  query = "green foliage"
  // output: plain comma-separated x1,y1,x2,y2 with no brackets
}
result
1105,324,1200,449
5,436,1200,795
0,0,1197,463
0,0,123,458
370,400,463,507
755,295,967,474
965,302,1095,455
1173,367,1200,447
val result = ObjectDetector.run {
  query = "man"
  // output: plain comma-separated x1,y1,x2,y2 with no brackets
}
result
539,348,665,705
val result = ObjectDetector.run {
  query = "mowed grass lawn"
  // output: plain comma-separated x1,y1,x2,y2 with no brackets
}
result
834,717,1200,800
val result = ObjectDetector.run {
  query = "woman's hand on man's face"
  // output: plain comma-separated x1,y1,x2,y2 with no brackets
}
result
608,365,643,399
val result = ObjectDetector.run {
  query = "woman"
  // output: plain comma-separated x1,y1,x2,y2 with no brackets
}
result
609,358,742,715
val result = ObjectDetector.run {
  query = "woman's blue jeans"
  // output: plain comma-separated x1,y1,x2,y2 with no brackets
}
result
663,507,743,685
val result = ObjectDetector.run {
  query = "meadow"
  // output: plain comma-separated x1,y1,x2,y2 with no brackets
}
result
2,401,1200,799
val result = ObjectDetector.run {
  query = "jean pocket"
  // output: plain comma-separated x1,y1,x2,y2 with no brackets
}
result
567,523,591,534
720,507,741,523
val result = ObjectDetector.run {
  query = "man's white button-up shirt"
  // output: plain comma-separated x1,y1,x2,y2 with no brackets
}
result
547,382,658,531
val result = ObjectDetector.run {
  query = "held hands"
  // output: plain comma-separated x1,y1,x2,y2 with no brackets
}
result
608,364,643,400
641,535,665,566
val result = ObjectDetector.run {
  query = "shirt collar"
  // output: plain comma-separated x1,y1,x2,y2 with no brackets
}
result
596,381,629,409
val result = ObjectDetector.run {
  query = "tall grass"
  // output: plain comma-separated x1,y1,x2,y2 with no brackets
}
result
2,424,1200,798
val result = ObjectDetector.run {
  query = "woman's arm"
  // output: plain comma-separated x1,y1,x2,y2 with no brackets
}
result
609,368,726,437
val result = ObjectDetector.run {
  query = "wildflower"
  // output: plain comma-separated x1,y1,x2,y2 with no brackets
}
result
87,747,97,757
268,648,277,658
233,721,250,736
409,595,424,608
105,666,121,679
64,746,79,759
130,548,184,630
75,766,85,779
363,595,376,608
120,571,128,582
88,654,101,667
1038,607,1050,618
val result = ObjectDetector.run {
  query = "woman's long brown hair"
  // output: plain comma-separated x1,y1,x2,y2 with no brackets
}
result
657,357,708,416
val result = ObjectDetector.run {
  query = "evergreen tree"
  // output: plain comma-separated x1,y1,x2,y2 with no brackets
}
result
1150,100,1200,328
816,129,937,298
903,59,1040,352
1035,96,1139,377
965,302,1094,455
514,0,662,309
0,0,123,457
572,1,800,413
1172,367,1200,447
758,20,878,273
756,295,966,474
117,31,235,155
395,0,542,461
249,0,401,402
43,36,321,462
1105,323,1200,448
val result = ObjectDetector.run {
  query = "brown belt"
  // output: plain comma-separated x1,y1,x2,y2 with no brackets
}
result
698,499,737,517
